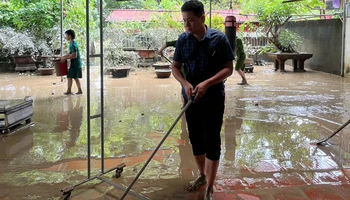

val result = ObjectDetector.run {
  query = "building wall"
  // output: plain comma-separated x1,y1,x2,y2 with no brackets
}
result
285,19,343,75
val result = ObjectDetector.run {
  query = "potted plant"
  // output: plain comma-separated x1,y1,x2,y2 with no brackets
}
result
155,69,172,78
103,26,135,78
0,27,38,72
105,43,139,78
36,40,55,75
238,0,325,72
133,28,180,63
134,31,157,63
37,58,55,76
239,0,324,53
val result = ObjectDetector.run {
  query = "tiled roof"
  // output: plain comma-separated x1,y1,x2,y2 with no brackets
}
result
105,9,253,23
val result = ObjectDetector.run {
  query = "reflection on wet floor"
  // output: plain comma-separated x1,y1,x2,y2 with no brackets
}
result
0,66,350,199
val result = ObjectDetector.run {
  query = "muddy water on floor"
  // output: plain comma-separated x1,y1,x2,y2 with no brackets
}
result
0,66,350,199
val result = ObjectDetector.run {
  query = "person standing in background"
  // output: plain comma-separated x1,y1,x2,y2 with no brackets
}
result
61,29,83,95
235,36,248,85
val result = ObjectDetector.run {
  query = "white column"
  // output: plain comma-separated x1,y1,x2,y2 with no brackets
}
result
345,1,350,76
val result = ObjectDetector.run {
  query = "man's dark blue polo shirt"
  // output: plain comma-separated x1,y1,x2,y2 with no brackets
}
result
173,27,234,97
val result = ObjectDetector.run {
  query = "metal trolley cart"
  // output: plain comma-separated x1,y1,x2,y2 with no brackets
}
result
0,96,33,134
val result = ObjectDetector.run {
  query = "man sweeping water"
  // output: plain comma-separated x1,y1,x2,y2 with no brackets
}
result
171,1,234,199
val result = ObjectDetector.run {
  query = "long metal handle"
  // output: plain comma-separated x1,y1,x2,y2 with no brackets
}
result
86,0,91,179
161,55,173,64
99,0,105,174
120,100,193,200
317,118,350,144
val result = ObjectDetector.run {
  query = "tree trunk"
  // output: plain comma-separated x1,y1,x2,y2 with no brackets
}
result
268,37,294,53
268,24,295,53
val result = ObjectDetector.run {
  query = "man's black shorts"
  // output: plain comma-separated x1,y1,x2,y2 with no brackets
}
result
183,88,225,161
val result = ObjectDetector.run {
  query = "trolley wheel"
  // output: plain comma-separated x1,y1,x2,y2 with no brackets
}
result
61,185,74,200
25,118,32,124
115,168,123,178
63,192,71,200
2,129,10,134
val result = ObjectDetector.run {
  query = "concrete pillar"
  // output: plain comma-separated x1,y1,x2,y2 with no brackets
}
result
344,1,350,76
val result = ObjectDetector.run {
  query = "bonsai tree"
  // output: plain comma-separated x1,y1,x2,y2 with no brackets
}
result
238,0,325,52
105,45,140,68
104,27,139,69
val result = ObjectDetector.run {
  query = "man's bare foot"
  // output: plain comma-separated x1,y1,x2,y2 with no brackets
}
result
186,173,207,192
238,81,248,85
76,89,83,95
64,92,72,95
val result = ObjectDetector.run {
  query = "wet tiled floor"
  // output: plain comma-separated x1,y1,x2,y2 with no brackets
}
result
0,65,350,199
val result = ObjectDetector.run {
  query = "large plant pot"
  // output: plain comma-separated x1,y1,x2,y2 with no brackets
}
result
51,59,68,76
245,58,254,65
155,69,171,78
38,68,55,76
36,55,51,68
153,62,171,70
111,67,131,78
0,62,16,72
12,55,36,65
12,55,37,72
136,49,156,59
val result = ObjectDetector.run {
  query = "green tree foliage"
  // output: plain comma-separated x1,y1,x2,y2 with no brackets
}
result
0,0,98,59
238,0,325,52
208,14,225,32
139,0,184,10
0,0,59,59
201,0,236,10
0,3,15,28
14,1,60,41
105,0,144,9
62,0,97,58
0,0,60,41
147,1,183,33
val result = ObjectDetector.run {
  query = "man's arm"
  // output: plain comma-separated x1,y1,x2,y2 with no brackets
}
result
61,45,78,62
172,60,193,100
172,60,187,86
158,40,177,56
60,52,77,63
166,40,177,47
62,52,77,60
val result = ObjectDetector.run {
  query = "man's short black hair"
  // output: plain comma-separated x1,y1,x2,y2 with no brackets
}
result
181,0,205,17
65,29,75,39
